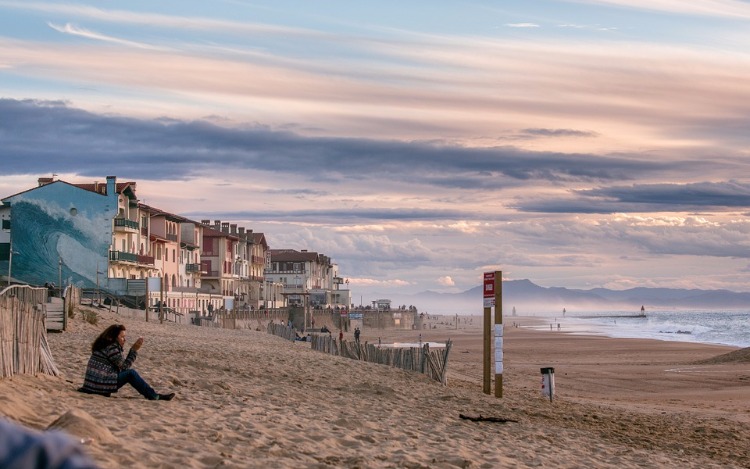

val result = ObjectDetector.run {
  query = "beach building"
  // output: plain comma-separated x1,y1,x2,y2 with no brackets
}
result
0,176,349,323
0,176,128,289
198,220,275,312
266,249,334,307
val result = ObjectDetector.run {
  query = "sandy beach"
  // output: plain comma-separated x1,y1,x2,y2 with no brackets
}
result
1,308,749,468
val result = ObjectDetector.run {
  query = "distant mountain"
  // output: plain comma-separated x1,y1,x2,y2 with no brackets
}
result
382,279,750,315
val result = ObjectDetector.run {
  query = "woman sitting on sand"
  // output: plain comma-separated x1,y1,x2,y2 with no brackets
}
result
79,324,175,401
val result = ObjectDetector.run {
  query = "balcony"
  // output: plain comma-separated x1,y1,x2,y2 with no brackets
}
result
185,263,201,273
114,218,139,232
166,233,178,242
110,250,138,263
137,254,155,266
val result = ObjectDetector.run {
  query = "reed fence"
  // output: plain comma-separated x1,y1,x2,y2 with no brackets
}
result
0,285,60,379
310,335,452,385
266,322,297,341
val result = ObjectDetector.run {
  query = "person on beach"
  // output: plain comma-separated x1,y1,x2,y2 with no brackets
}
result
79,324,175,401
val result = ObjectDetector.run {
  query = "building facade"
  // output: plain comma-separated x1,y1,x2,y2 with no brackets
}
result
1,176,349,320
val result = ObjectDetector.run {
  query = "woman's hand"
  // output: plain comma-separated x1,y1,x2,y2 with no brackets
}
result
132,337,144,351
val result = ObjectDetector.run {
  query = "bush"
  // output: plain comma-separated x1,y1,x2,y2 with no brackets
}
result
81,310,98,325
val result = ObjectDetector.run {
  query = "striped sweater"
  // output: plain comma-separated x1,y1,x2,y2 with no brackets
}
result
80,343,137,395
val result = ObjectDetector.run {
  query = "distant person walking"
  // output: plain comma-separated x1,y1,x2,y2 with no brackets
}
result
79,324,175,401
354,327,361,344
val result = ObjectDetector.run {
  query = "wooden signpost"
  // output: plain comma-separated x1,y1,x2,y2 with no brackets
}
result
483,270,503,398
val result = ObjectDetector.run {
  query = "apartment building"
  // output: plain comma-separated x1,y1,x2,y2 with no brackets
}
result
0,175,347,318
199,220,273,310
265,249,335,308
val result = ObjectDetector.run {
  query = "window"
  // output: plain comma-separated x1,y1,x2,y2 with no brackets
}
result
1,219,9,230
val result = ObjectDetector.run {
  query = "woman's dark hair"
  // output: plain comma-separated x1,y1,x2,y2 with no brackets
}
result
91,324,126,352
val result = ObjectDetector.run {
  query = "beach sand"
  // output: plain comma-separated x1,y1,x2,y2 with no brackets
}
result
1,308,749,468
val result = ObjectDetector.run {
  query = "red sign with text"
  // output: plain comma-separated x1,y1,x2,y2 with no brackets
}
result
484,272,495,298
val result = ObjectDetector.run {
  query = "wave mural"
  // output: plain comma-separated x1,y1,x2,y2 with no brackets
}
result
8,194,112,289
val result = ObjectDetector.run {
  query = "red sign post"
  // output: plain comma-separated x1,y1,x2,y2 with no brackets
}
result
483,272,495,307
483,271,502,397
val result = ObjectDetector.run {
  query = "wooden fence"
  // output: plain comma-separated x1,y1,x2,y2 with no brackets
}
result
266,322,297,341
310,335,452,385
0,285,60,379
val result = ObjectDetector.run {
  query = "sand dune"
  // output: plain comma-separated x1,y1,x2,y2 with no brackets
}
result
1,308,748,468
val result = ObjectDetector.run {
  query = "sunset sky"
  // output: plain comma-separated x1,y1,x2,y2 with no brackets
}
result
2,0,750,303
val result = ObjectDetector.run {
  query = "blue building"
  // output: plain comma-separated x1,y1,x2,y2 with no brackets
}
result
0,176,121,289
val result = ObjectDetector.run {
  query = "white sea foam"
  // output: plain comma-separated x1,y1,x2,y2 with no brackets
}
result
555,310,750,348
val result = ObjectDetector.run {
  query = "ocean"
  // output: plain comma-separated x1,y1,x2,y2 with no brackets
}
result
538,310,750,349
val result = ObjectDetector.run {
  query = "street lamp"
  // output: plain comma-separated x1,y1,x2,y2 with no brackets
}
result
96,260,105,305
7,248,18,287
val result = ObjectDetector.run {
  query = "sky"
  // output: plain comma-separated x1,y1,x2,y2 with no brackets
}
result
2,0,750,306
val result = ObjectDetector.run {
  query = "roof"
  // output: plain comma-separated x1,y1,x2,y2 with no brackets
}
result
251,232,268,249
202,223,240,240
73,181,137,198
268,249,330,264
1,179,118,203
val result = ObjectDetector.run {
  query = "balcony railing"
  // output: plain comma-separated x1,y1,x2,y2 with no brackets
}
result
114,218,139,231
185,263,201,272
137,254,155,266
166,233,178,241
110,250,138,263
203,270,219,278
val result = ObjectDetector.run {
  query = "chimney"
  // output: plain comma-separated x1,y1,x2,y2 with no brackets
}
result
201,220,210,225
238,227,245,235
106,176,116,196
230,224,237,234
214,220,221,230
37,177,54,187
221,222,230,233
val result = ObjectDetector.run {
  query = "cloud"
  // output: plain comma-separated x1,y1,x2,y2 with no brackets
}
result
0,99,669,189
570,0,750,19
521,128,599,138
514,182,750,213
505,23,540,28
47,22,167,50
437,276,455,287
2,1,327,38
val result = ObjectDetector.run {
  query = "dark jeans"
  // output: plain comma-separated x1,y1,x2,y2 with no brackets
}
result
117,369,158,400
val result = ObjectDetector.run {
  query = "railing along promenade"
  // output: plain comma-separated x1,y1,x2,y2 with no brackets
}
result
0,285,60,378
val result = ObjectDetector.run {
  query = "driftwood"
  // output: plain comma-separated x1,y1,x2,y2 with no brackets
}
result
459,414,519,423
